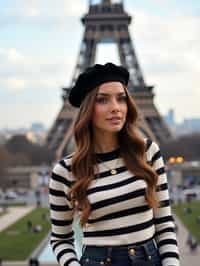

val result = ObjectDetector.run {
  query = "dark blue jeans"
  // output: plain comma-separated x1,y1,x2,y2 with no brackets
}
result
79,239,161,266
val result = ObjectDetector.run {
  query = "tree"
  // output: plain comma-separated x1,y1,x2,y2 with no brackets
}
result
5,134,35,154
5,134,54,166
161,133,200,161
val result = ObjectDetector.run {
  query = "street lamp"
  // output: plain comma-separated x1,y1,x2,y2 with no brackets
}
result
168,156,184,164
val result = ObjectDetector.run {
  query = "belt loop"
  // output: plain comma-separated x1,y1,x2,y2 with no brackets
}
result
143,243,153,266
143,245,149,258
107,247,112,258
82,244,86,254
153,238,158,248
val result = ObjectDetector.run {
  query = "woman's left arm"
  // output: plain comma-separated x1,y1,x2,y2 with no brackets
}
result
147,140,180,266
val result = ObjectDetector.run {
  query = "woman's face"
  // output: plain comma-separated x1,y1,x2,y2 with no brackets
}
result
92,81,128,135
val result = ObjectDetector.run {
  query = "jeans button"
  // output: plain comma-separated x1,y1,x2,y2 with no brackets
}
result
106,257,111,262
129,248,135,255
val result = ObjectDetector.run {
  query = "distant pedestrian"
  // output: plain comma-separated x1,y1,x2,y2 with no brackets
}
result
35,189,41,207
29,258,39,266
27,220,32,232
41,212,49,221
33,224,42,233
189,240,198,252
196,215,200,224
183,207,192,214
174,223,178,234
186,233,193,246
186,233,198,252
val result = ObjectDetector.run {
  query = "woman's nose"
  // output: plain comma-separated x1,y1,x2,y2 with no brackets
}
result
110,99,120,111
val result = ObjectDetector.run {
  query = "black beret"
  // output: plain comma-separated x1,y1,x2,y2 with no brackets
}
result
68,62,129,107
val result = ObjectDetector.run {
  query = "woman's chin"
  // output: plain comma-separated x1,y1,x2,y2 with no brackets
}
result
103,125,123,133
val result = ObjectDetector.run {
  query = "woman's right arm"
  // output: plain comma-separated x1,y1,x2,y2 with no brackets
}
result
49,159,81,266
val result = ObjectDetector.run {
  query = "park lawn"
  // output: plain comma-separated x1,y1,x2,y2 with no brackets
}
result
0,207,51,260
173,201,200,243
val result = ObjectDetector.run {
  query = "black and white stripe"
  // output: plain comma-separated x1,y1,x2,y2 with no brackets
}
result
49,139,180,266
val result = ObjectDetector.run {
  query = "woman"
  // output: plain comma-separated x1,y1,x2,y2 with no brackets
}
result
49,63,180,266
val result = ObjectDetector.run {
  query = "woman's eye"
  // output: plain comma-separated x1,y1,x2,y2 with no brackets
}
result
96,98,107,103
118,96,127,102
96,96,127,104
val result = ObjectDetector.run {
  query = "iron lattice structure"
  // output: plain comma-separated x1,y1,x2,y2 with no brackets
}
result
46,0,172,159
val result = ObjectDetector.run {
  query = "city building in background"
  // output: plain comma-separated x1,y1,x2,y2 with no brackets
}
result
164,109,200,137
0,122,47,145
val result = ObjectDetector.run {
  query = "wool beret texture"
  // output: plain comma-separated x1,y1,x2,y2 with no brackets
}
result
68,62,129,107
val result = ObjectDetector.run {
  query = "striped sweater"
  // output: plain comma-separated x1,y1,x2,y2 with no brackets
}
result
49,139,180,266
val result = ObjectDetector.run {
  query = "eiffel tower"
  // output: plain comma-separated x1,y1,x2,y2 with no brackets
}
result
46,0,172,160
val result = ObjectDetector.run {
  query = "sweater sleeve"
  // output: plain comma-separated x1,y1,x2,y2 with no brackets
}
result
147,140,180,266
49,159,81,266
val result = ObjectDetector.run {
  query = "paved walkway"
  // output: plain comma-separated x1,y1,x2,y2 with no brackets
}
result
0,206,35,232
174,214,200,266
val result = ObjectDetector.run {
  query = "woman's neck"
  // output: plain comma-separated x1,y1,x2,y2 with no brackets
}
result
93,132,119,153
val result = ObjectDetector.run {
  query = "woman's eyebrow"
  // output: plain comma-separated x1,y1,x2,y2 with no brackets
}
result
96,92,126,96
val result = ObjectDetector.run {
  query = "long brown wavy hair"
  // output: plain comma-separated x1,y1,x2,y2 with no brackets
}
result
68,85,159,227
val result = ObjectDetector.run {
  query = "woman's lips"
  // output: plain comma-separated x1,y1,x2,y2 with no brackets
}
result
106,117,122,124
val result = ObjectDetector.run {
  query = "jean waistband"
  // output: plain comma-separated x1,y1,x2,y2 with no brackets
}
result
83,238,157,258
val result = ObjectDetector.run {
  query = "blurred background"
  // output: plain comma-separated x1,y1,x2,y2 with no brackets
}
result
0,0,199,265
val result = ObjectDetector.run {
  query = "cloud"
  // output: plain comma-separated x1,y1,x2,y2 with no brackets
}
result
0,47,75,94
0,77,27,93
0,0,87,28
0,103,61,129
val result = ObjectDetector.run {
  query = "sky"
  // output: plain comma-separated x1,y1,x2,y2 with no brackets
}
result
0,0,199,130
